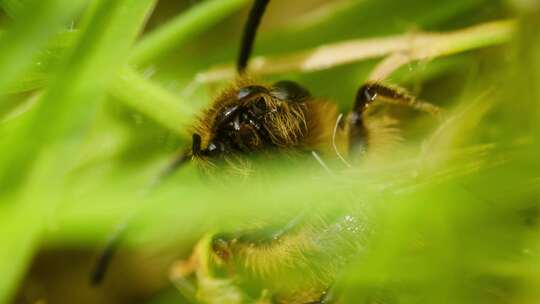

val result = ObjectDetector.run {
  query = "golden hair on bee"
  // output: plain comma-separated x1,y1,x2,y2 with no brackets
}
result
172,213,365,304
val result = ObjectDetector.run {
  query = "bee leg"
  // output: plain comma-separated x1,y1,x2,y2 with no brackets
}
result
90,221,128,286
348,82,441,153
157,151,190,180
93,153,190,285
90,237,119,285
348,83,377,154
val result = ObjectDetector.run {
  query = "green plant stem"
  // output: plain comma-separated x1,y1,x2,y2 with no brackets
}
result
129,0,249,66
196,20,516,83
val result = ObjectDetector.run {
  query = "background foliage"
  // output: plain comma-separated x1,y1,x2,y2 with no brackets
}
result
0,0,538,303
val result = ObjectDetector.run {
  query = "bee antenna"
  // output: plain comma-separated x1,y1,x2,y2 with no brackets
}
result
237,0,271,73
332,113,352,168
91,149,192,286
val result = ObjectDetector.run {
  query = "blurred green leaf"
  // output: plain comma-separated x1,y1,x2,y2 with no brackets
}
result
0,0,157,189
0,0,86,100
0,0,157,302
0,1,538,303
0,0,24,18
111,67,196,138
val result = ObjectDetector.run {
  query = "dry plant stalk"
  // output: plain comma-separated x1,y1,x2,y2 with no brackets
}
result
196,20,515,83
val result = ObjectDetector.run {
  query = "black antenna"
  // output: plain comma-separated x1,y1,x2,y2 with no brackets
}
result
237,0,271,73
90,222,125,286
91,151,190,286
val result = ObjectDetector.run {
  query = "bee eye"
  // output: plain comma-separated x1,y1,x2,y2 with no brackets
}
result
271,80,311,101
237,85,269,100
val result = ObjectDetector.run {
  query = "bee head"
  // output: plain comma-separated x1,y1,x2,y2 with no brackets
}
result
190,81,311,163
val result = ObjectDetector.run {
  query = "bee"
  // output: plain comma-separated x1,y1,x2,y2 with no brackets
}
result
160,1,441,176
164,1,440,303
93,0,440,302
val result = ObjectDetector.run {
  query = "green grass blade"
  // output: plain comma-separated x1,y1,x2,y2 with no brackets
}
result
0,1,157,301
112,67,195,137
0,0,86,99
0,0,157,189
129,0,249,66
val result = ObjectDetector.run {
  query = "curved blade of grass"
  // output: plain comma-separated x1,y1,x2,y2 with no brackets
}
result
0,30,79,94
129,0,249,66
196,20,515,82
369,20,516,80
0,0,87,100
0,0,157,302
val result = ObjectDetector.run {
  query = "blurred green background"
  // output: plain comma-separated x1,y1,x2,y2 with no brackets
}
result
0,0,538,303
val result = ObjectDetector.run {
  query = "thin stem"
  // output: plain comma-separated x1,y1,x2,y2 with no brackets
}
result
196,20,516,83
